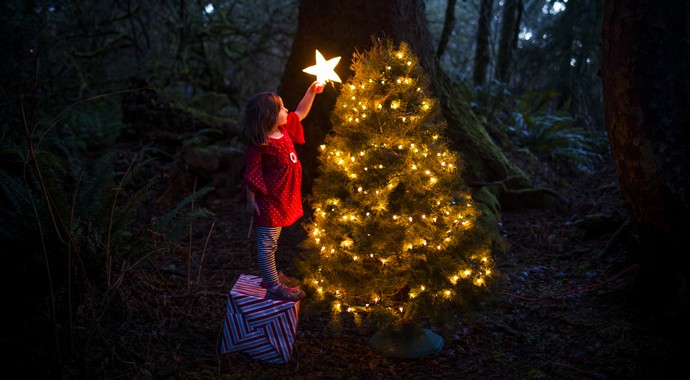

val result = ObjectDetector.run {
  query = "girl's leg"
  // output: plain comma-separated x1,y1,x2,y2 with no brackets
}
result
256,226,282,285
256,226,305,301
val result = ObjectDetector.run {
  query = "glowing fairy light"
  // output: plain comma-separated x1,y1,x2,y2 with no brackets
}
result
303,41,493,330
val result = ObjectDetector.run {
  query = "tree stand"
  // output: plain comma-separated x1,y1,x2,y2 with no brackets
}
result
368,326,444,359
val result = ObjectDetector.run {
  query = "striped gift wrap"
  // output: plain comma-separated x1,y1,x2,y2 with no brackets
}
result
220,274,300,363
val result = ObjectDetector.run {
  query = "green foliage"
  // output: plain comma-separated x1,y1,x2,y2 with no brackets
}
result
0,86,221,380
0,165,42,241
510,110,598,171
513,0,605,130
0,0,299,115
57,98,125,155
153,185,214,248
460,81,602,172
161,90,242,138
2,141,133,279
0,87,214,306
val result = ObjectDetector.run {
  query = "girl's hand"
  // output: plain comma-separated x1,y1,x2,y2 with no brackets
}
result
247,200,260,217
313,81,325,94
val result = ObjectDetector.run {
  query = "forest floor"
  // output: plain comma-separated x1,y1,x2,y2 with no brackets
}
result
44,149,682,379
69,154,682,380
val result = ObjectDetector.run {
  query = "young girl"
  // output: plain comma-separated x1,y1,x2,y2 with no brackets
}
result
241,81,323,301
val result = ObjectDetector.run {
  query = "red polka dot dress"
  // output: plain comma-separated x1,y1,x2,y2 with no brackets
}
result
244,112,305,227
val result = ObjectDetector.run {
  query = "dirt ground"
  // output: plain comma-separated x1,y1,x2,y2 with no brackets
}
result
60,150,680,380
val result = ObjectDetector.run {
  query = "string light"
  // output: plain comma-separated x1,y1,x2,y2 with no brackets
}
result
303,42,492,324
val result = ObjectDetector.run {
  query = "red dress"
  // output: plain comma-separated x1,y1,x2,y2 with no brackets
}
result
244,112,305,227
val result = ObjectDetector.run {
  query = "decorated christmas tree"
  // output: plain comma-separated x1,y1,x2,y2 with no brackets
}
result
298,40,494,333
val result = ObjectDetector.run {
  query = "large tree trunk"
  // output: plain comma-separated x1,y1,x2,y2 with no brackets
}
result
472,0,494,86
280,0,530,199
436,0,457,59
601,0,690,331
494,0,519,84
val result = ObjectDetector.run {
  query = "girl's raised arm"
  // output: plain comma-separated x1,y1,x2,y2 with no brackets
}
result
294,81,323,121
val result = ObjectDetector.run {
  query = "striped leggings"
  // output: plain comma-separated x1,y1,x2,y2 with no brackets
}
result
256,226,282,285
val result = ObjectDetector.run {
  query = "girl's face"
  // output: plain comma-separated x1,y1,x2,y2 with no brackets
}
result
275,98,288,128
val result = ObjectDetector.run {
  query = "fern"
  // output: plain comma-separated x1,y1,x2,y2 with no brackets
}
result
513,91,601,171
457,81,601,173
153,186,215,246
0,167,40,240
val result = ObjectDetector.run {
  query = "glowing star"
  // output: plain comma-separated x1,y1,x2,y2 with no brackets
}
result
302,49,342,85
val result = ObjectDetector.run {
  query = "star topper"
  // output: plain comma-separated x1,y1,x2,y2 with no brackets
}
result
302,49,342,86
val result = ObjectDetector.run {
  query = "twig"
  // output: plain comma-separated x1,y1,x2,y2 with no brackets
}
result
106,156,137,289
197,222,215,285
187,177,197,288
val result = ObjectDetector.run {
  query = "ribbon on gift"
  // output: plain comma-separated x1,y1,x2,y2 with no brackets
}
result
220,274,300,363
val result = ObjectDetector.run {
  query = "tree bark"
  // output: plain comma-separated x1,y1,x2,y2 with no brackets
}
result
437,0,457,59
280,0,530,198
601,0,690,329
472,0,494,86
495,0,519,84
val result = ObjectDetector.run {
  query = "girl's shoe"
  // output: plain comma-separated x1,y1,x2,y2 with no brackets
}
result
260,272,300,289
277,271,299,287
265,283,306,302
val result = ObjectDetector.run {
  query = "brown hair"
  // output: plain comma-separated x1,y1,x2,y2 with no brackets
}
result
241,92,282,147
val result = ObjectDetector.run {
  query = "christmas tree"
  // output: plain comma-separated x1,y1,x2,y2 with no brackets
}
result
299,40,494,331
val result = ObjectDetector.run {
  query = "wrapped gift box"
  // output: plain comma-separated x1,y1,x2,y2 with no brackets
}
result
220,274,300,363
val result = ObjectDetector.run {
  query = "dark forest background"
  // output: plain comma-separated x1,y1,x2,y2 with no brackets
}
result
1,0,688,378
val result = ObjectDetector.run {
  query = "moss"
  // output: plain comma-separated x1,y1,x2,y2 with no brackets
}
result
473,186,501,217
